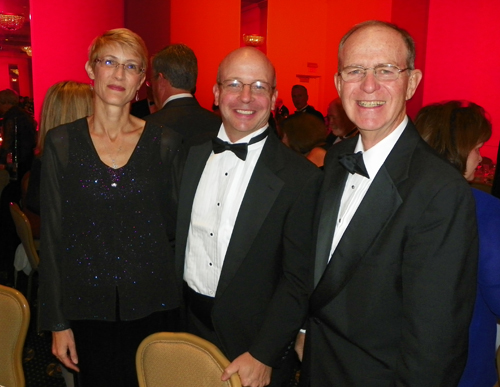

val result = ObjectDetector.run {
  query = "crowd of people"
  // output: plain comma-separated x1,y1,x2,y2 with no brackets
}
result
0,19,499,387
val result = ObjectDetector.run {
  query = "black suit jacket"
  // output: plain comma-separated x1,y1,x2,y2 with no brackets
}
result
144,97,221,149
292,105,324,123
176,131,322,377
301,122,478,386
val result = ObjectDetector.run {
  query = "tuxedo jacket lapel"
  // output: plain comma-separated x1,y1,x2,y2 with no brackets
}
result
216,134,285,297
310,126,418,313
175,142,213,279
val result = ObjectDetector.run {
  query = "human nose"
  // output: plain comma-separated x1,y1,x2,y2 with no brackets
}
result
113,64,126,77
360,69,379,92
239,83,253,102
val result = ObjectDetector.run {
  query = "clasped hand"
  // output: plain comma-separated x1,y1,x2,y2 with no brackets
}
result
221,351,271,387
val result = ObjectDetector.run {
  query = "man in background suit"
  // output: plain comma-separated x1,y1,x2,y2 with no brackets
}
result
299,20,478,386
290,85,324,122
176,47,322,387
145,44,221,149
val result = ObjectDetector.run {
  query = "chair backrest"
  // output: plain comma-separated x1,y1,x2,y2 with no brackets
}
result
10,202,39,271
136,332,242,387
0,284,30,387
0,169,9,196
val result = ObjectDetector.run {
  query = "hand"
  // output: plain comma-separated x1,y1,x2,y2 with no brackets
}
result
294,331,306,362
52,329,80,372
221,352,271,387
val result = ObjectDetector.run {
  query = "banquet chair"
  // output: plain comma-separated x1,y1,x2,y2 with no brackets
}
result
10,202,40,304
136,332,242,387
0,284,30,387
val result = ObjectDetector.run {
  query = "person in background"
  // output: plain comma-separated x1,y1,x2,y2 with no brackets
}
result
416,100,500,387
300,20,477,386
0,88,36,181
325,97,357,147
281,113,327,168
24,81,93,239
176,46,322,387
130,80,156,118
145,43,221,149
38,28,184,387
290,85,324,122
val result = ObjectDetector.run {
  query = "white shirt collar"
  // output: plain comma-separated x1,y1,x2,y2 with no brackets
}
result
354,116,408,179
162,93,193,108
218,124,269,145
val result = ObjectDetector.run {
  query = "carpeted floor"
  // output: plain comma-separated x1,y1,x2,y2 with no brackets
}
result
1,269,67,387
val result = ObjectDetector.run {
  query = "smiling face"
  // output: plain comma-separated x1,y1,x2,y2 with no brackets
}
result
213,47,277,142
85,43,145,108
334,25,421,142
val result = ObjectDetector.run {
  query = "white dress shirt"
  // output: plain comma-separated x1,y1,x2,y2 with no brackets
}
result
184,125,268,296
328,116,408,261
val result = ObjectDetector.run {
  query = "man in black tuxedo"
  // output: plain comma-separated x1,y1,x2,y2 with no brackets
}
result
145,44,221,149
291,85,324,122
299,21,478,386
176,47,322,387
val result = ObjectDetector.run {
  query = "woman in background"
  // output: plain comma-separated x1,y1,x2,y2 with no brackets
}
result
38,28,184,387
24,81,93,238
416,100,500,387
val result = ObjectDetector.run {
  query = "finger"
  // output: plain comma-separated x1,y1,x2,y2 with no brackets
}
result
67,341,79,366
221,363,237,381
59,354,80,372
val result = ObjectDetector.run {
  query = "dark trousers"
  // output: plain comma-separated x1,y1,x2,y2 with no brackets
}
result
71,308,179,387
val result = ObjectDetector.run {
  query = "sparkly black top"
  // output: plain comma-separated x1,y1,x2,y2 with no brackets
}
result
38,118,185,331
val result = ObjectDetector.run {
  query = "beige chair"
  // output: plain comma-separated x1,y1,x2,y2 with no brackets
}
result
10,202,40,303
0,284,30,387
136,332,242,387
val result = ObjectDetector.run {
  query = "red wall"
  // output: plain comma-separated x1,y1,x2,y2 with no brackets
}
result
423,0,500,160
125,0,170,99
30,0,124,122
169,0,241,112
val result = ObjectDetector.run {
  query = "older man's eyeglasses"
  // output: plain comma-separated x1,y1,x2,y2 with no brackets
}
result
95,58,145,75
218,79,273,95
339,64,410,83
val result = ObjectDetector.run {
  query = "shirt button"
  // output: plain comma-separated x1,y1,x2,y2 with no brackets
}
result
209,262,213,266
210,233,214,236
351,185,355,189
225,172,228,176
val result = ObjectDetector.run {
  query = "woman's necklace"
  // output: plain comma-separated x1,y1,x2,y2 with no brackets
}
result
109,141,124,169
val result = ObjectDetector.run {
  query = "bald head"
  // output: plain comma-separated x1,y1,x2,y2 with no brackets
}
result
217,47,276,87
213,47,278,142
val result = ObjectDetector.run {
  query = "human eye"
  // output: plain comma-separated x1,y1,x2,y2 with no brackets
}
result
376,65,398,78
104,59,117,67
345,67,364,76
224,80,242,90
125,63,139,72
251,81,269,92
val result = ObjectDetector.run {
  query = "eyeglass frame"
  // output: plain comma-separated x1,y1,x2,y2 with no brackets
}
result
338,64,412,83
218,79,275,95
94,58,145,75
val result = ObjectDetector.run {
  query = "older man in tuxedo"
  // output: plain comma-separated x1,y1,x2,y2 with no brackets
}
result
299,20,478,386
176,47,322,387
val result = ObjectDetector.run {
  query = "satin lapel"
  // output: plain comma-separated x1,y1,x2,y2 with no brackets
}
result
216,134,285,297
309,122,421,313
310,165,402,313
313,145,353,286
175,142,213,278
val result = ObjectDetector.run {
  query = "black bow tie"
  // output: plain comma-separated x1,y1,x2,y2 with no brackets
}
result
338,151,370,179
212,129,269,161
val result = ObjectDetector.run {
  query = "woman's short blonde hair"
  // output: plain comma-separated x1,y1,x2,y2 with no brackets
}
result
38,81,93,155
415,100,492,175
87,28,148,72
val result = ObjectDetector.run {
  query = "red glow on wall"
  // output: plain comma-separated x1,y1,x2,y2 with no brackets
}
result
30,0,124,122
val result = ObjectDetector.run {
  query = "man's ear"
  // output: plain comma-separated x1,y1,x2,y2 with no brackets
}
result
406,69,422,100
213,83,220,106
